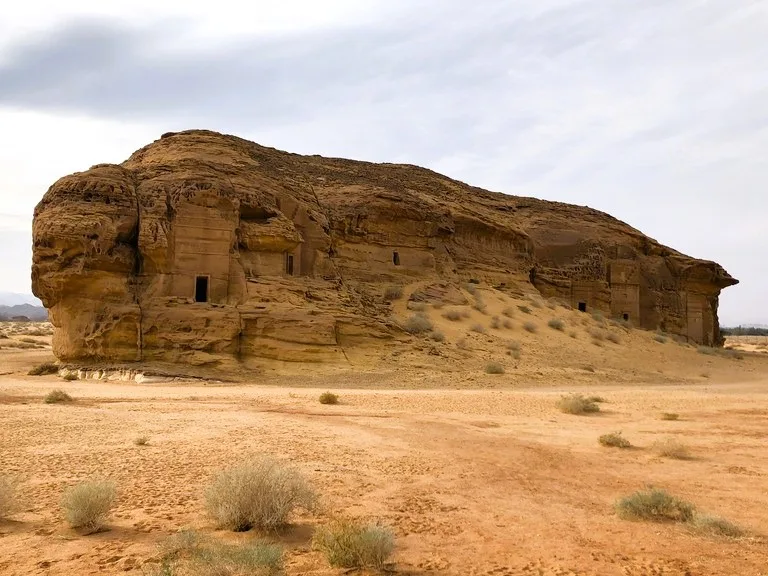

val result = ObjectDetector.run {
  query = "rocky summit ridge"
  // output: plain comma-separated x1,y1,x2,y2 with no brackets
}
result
31,129,737,371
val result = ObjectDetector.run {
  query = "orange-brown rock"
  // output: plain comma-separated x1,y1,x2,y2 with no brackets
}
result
31,129,737,369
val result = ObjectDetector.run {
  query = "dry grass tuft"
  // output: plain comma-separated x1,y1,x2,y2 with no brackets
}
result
616,488,695,523
319,392,339,405
383,286,403,301
523,321,537,333
134,436,150,446
690,514,745,538
558,394,600,415
443,309,463,321
654,334,668,344
429,331,445,342
661,412,679,421
407,301,427,312
45,389,73,404
470,323,486,334
490,316,500,329
312,518,395,570
503,319,513,329
599,432,631,448
402,313,433,335
502,307,515,318
653,438,692,460
205,456,316,532
61,480,117,534
28,362,58,376
485,362,505,375
547,318,565,331
517,305,532,315
606,332,621,344
0,475,21,519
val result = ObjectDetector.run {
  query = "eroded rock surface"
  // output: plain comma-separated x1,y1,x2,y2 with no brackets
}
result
32,130,737,368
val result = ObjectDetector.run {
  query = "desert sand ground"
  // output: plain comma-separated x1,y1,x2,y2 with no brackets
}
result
1,298,768,576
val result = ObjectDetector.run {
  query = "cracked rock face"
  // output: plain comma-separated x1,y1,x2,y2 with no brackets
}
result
31,130,737,368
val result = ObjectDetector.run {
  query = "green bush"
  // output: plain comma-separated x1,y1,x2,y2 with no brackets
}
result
616,488,695,522
319,392,339,405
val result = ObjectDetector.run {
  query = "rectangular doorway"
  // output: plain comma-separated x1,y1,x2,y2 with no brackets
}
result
195,276,209,302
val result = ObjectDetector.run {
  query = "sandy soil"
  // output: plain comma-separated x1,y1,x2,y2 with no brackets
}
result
1,313,768,576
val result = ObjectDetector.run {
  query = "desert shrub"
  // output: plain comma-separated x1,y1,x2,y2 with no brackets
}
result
319,392,339,405
62,373,78,381
590,329,605,341
472,300,488,314
547,318,565,331
465,283,477,295
523,321,537,333
205,456,316,532
134,436,150,446
0,332,7,339
19,337,38,344
661,412,679,421
429,331,445,342
526,295,543,308
558,394,600,415
407,301,427,312
588,395,607,403
490,316,500,329
592,339,604,347
313,518,395,569
470,323,486,334
582,365,596,373
383,286,403,301
616,488,695,522
503,319,513,329
45,389,73,404
606,332,621,344
697,346,716,355
502,307,515,318
402,314,433,335
28,362,58,376
599,432,631,448
0,475,21,519
690,514,744,538
517,305,532,314
190,541,283,576
443,309,463,321
61,480,117,534
485,362,504,374
592,312,605,323
456,337,469,350
654,334,668,344
653,438,691,460
432,301,445,310
507,340,521,351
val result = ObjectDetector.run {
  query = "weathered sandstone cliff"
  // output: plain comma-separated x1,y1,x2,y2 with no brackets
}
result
31,130,737,369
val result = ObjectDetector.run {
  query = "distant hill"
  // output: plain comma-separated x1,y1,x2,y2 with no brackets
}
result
0,292,42,307
0,303,48,321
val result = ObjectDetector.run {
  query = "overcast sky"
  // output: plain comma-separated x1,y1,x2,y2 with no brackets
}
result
1,0,765,324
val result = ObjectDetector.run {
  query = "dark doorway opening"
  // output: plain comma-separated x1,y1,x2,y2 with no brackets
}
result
578,302,587,312
286,254,294,275
623,313,629,321
393,251,400,266
195,276,209,303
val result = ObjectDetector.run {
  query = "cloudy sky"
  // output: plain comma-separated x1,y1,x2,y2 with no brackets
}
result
1,0,765,324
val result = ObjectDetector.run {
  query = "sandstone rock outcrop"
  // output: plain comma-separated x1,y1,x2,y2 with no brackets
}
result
32,130,737,369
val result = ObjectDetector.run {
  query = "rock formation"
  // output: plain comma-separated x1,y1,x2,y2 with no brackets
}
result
32,130,737,369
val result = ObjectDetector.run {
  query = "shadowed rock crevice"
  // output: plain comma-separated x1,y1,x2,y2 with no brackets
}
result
31,129,737,368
